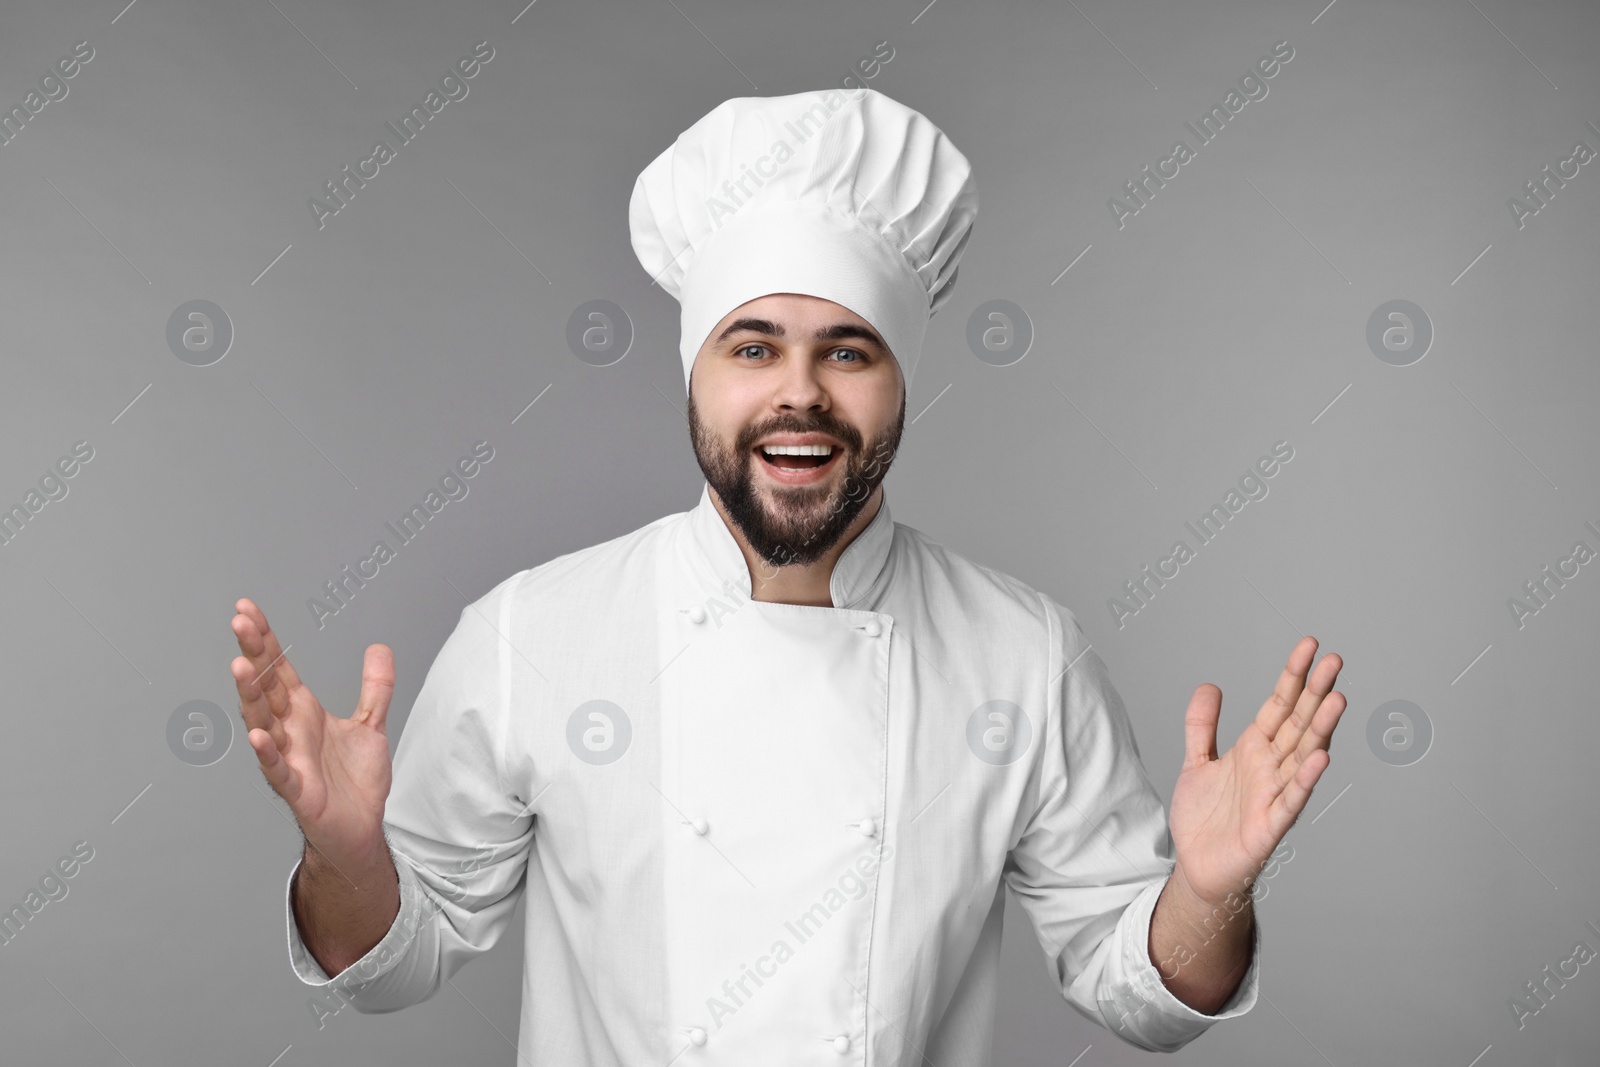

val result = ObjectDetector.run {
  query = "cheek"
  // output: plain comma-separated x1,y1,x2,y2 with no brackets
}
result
690,393,754,448
847,389,902,439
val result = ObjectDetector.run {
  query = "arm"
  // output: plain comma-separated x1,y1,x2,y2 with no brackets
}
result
289,835,399,978
1002,595,1260,1054
229,594,408,999
1154,633,1346,1012
1148,862,1255,1014
233,575,533,1024
281,575,536,1018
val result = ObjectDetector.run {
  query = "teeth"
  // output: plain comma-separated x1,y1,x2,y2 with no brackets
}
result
761,444,834,456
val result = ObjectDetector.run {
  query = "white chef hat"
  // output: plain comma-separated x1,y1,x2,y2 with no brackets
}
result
629,87,978,396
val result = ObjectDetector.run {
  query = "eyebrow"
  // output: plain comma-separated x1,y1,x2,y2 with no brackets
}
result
714,317,888,352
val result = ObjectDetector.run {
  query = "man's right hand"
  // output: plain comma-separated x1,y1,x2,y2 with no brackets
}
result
230,597,395,869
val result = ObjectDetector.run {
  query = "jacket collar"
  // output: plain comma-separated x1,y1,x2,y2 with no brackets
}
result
682,481,895,610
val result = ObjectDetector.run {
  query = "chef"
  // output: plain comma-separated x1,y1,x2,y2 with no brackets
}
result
232,86,1348,1065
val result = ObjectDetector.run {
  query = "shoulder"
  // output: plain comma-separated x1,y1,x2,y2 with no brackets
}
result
465,505,685,618
888,519,1089,658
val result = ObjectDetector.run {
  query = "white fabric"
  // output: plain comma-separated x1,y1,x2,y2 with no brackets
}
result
284,485,1260,1062
629,88,979,395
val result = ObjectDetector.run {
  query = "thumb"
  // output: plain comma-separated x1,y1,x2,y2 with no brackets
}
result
1182,683,1221,770
352,643,396,732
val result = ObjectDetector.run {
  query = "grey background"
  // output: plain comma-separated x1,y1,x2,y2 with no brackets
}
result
1,0,1596,1063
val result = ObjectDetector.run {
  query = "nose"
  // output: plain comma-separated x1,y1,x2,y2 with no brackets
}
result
770,349,828,413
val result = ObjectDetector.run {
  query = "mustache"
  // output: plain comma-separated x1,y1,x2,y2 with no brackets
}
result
735,415,863,453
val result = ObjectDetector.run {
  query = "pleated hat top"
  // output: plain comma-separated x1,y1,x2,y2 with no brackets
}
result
629,87,979,394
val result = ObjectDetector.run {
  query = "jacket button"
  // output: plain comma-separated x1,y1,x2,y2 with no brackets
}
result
687,1026,707,1046
831,1034,850,1053
856,817,877,837
685,817,708,835
862,619,882,638
686,605,707,624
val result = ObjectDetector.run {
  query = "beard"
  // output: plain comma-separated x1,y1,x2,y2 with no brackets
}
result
687,388,905,570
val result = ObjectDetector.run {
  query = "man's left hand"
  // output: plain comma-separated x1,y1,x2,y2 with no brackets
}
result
1168,635,1346,907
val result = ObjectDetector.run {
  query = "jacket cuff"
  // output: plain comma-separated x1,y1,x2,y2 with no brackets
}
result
1108,878,1262,1051
283,843,431,995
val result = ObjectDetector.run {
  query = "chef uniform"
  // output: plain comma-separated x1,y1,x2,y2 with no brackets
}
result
283,87,1260,1064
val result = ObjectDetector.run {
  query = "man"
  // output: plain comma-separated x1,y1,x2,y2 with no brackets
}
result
231,87,1346,1063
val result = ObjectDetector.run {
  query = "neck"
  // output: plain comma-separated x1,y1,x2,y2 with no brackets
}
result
708,485,883,607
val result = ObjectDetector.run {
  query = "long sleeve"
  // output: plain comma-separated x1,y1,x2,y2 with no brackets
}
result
282,573,536,1022
1002,594,1259,1053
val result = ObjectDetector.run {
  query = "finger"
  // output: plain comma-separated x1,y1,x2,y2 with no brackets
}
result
1274,689,1347,793
352,644,396,732
234,597,303,690
1280,694,1344,793
232,598,303,720
1269,748,1329,840
231,654,284,743
248,726,302,807
1291,688,1348,768
1181,683,1222,770
1252,635,1317,739
231,612,293,726
233,597,304,692
1271,652,1343,762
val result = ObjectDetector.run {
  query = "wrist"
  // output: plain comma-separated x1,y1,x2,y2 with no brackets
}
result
1168,861,1251,915
302,831,391,880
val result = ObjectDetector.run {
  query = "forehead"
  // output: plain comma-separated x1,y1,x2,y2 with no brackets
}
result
707,293,875,336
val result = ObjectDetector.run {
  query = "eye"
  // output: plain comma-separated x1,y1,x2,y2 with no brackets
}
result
735,343,767,360
828,348,865,364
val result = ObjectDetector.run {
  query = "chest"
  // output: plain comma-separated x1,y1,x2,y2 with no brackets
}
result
502,574,1046,1057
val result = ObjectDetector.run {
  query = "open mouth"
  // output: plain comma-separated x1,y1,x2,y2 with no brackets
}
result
755,443,842,477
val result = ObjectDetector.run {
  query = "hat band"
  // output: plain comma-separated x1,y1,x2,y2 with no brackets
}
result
678,201,929,395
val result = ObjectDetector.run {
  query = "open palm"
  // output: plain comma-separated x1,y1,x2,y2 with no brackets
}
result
1168,635,1346,906
230,598,395,864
